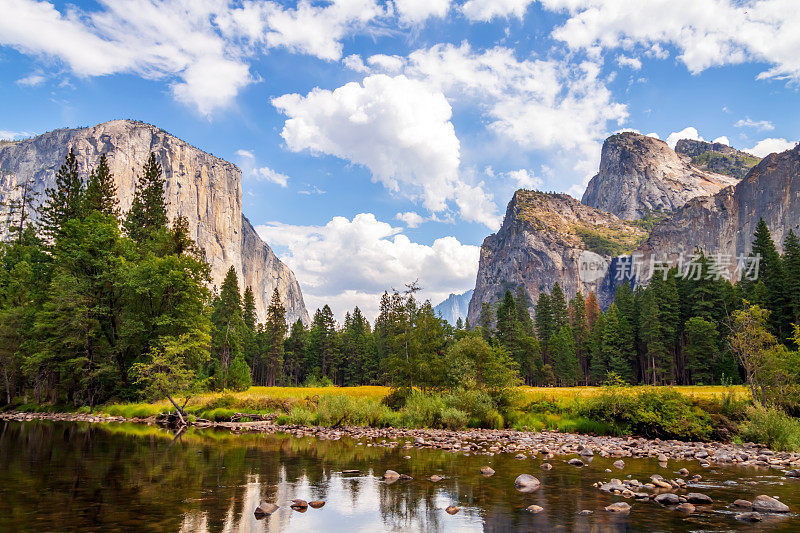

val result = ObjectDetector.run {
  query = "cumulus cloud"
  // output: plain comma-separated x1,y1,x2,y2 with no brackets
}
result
744,138,797,158
272,73,500,228
616,54,642,70
734,117,775,131
543,0,800,83
256,213,480,319
461,0,534,21
395,211,425,228
236,149,290,187
666,126,703,149
506,169,543,189
393,0,451,23
712,136,730,145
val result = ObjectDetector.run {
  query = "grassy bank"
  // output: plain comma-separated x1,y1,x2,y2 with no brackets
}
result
11,384,797,450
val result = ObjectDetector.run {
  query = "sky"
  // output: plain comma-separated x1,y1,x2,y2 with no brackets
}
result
1,0,799,321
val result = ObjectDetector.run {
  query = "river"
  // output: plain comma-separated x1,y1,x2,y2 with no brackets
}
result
0,420,798,531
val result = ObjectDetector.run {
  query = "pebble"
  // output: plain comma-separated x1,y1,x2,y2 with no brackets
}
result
254,502,279,516
429,475,443,482
613,460,625,469
514,474,541,492
445,506,460,515
480,466,495,476
675,503,695,513
525,505,544,514
540,463,552,470
735,512,763,522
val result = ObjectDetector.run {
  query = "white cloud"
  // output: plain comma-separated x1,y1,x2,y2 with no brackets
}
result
461,0,534,21
734,117,775,131
393,0,451,23
367,54,404,72
298,185,326,195
712,136,730,145
543,0,800,83
395,211,425,228
0,129,31,140
343,54,369,73
505,169,543,189
666,126,703,149
646,132,660,139
744,138,797,158
272,73,499,227
253,166,290,187
236,149,289,187
255,213,480,319
16,71,46,87
616,54,642,70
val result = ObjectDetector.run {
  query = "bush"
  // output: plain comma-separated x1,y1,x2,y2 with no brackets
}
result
740,405,800,452
382,387,412,410
441,388,493,421
303,375,334,388
440,407,470,430
401,392,446,428
283,406,318,426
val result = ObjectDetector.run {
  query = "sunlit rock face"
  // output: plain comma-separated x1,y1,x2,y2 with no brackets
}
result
582,132,738,220
0,119,309,323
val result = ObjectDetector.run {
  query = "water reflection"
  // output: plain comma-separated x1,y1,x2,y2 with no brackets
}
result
0,420,799,532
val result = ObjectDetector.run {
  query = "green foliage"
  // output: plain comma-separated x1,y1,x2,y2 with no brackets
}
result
575,226,644,256
741,404,800,452
226,355,252,392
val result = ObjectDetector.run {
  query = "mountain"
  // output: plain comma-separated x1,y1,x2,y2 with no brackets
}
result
581,132,738,220
0,119,309,324
466,190,646,326
433,289,473,326
674,139,761,179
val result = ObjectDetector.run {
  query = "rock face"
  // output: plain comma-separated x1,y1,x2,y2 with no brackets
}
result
466,190,645,325
0,119,309,323
433,289,473,326
581,132,738,220
674,139,761,179
639,145,800,266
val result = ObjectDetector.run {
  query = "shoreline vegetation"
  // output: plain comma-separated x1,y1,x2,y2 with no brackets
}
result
2,151,800,457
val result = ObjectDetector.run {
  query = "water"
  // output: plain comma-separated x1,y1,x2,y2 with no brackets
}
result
1,420,799,532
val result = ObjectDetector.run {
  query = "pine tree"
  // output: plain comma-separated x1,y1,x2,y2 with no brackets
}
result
455,317,464,330
684,316,718,384
309,305,336,379
124,153,168,242
550,283,568,331
782,230,800,327
750,219,788,337
241,287,258,380
569,292,589,383
263,288,287,386
602,304,635,383
535,293,554,361
587,311,607,384
514,288,535,336
39,149,85,241
210,266,244,389
84,154,119,218
638,287,671,384
550,325,580,385
283,319,308,385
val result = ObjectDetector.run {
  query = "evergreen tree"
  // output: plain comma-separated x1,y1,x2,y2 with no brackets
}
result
210,266,245,389
241,287,258,380
124,153,168,242
3,176,39,243
455,317,464,330
262,288,287,386
550,325,580,385
585,291,600,330
535,292,553,360
39,149,84,241
308,305,336,380
783,230,800,327
569,292,589,383
514,288,535,336
283,319,308,385
750,219,788,338
684,316,718,384
84,154,119,218
550,283,568,331
638,286,672,384
601,304,635,383
587,311,607,384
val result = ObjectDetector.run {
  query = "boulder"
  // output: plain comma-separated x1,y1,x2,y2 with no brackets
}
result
605,502,631,513
254,502,279,517
568,458,584,466
613,460,625,470
675,503,695,513
480,466,495,476
735,512,763,522
654,493,681,505
514,474,541,492
752,495,790,513
382,470,400,480
685,493,713,504
732,499,753,509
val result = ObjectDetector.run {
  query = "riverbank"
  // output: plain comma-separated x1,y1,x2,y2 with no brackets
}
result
3,410,800,474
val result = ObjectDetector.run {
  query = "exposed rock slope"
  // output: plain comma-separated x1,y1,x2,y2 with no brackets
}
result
0,119,309,323
433,289,473,326
581,132,738,220
466,190,645,325
674,139,761,179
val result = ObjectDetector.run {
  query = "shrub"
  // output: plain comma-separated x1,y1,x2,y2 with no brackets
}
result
440,407,470,430
401,392,446,428
382,387,412,410
285,406,318,426
740,405,800,452
441,388,493,421
483,409,505,429
303,375,334,388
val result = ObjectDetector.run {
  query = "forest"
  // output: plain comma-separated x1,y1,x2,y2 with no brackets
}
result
1,152,799,420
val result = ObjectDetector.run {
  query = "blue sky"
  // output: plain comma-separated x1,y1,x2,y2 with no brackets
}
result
1,0,799,319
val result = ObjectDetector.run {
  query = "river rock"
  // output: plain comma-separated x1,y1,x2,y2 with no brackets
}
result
290,499,308,511
675,503,695,513
568,458,584,466
752,495,790,513
430,475,443,482
733,499,753,509
540,463,552,470
480,466,495,476
579,447,594,457
654,493,681,505
514,474,541,492
382,470,400,480
613,460,625,469
525,505,544,514
605,502,631,513
309,501,325,509
735,512,763,522
445,506,460,515
578,510,593,516
254,502,279,517
685,493,713,504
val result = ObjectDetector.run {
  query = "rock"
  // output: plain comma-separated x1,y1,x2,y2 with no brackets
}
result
654,493,681,505
675,503,695,513
578,510,593,516
403,455,411,459
657,454,668,463
733,499,753,509
445,506,460,515
540,463,552,470
685,493,712,504
675,138,760,179
309,501,325,509
605,502,631,513
613,460,625,469
0,119,309,323
399,474,413,480
752,495,790,513
254,502,279,517
579,447,594,457
677,468,689,476
514,474,541,492
785,469,800,477
342,469,360,474
382,470,400,480
515,454,526,460
480,466,495,476
430,475,443,482
525,505,544,514
290,499,308,511
568,458,584,466
735,512,763,522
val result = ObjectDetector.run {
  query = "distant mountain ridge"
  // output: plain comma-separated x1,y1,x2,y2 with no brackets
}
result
674,138,761,179
434,289,473,326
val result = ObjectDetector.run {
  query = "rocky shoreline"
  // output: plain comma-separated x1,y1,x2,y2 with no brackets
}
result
3,410,800,474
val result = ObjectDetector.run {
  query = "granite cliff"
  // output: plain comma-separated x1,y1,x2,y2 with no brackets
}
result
581,132,738,220
674,139,761,179
433,289,473,326
466,190,645,325
0,119,309,324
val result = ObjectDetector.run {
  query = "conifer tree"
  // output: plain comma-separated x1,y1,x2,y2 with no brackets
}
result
550,283,568,331
84,154,119,217
263,288,287,386
550,325,580,385
638,286,671,384
684,316,718,384
125,153,168,242
283,319,308,385
569,292,588,382
210,266,245,388
535,292,554,360
601,304,635,383
782,230,800,327
39,149,84,241
750,219,787,337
